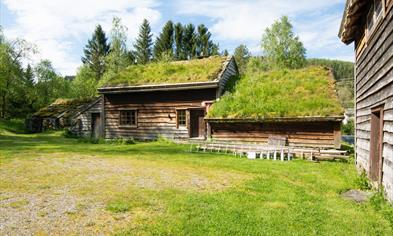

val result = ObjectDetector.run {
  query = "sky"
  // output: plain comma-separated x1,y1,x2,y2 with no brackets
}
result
0,0,354,76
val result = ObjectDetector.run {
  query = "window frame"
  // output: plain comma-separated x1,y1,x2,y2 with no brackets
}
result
176,109,187,128
119,109,138,127
366,0,386,40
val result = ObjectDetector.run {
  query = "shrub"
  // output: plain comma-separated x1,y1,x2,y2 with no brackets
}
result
342,118,354,135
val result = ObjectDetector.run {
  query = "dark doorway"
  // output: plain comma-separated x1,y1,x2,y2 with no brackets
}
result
190,109,205,138
91,113,102,139
369,106,384,184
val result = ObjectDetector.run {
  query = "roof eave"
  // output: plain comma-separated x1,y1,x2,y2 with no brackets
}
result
205,116,344,123
98,81,219,94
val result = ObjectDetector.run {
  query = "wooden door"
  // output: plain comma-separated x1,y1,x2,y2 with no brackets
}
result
369,106,384,184
91,113,102,139
190,109,205,138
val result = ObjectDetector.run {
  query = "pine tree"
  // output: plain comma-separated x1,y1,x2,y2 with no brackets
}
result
24,64,34,87
153,21,174,60
134,19,153,64
196,24,212,57
174,23,184,60
182,24,196,59
81,25,110,81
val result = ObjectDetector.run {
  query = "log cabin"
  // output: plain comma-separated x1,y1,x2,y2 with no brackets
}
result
339,0,393,201
26,97,101,133
205,66,345,149
97,56,238,140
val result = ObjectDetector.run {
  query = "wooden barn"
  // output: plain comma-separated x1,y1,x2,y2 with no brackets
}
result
68,97,103,138
27,97,101,134
205,66,345,149
339,0,393,201
97,56,238,140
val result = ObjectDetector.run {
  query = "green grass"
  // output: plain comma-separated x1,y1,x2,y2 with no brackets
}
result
208,66,344,119
0,120,392,235
100,56,226,87
0,119,25,134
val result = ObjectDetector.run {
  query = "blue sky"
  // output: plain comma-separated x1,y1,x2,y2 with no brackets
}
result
0,0,354,75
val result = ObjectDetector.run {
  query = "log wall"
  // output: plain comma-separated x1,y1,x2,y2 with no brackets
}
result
70,98,103,137
354,6,393,201
104,89,217,140
209,121,341,148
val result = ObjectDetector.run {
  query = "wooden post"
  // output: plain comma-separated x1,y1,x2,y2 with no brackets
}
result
280,149,284,161
274,150,277,161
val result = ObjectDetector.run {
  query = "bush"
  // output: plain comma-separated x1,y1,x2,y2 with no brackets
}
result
62,129,78,138
342,118,354,135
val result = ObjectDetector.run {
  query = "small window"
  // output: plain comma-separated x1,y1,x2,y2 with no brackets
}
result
177,110,186,127
375,0,383,19
120,110,137,126
367,4,375,33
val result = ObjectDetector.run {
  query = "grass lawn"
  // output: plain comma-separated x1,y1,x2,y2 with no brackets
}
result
0,125,392,235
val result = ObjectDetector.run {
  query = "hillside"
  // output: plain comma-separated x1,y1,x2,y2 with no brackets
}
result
207,66,344,119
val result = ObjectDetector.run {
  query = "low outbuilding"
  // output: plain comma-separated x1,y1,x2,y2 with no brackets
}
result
206,66,345,149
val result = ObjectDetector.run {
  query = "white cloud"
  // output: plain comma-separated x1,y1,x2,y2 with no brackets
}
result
3,0,161,75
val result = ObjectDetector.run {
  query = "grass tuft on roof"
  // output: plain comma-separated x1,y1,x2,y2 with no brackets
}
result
207,66,344,119
100,56,227,87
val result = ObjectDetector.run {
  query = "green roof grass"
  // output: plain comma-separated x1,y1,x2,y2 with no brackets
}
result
34,98,96,118
207,66,344,119
101,56,227,87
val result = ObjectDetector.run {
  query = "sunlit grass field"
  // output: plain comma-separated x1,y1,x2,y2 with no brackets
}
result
0,120,392,235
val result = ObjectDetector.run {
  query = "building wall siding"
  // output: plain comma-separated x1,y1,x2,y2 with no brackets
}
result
354,7,393,202
209,121,341,148
104,89,217,140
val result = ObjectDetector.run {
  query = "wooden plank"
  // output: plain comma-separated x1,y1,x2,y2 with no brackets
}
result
384,132,393,145
383,143,393,159
384,121,393,133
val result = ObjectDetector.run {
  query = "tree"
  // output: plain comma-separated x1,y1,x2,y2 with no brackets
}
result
195,24,219,57
182,24,196,59
196,24,211,57
81,25,110,81
174,23,184,60
71,65,97,98
153,20,174,60
261,16,306,69
233,44,251,74
0,33,36,118
222,49,229,56
103,17,133,83
134,19,153,64
34,60,70,108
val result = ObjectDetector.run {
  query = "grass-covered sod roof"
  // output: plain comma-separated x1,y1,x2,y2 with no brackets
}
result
34,98,97,118
207,66,344,119
101,56,227,87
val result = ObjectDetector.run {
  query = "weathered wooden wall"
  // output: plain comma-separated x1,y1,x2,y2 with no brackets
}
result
104,89,217,140
217,57,238,96
354,6,393,201
70,98,103,137
209,121,341,148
